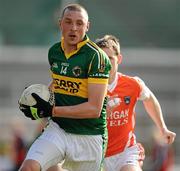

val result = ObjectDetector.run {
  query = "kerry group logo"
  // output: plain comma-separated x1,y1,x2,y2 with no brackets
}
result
52,72,88,98
54,78,82,94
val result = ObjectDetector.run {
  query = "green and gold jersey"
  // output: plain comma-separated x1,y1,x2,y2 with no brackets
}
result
48,35,111,135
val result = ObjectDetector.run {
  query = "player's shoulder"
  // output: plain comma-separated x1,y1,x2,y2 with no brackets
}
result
120,73,144,86
84,40,108,57
48,42,61,64
48,42,61,53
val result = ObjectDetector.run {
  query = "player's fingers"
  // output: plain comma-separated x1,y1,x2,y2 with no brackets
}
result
31,93,39,98
31,93,48,105
166,133,176,144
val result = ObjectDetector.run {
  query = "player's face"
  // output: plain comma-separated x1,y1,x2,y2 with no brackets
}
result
102,47,119,78
60,9,89,47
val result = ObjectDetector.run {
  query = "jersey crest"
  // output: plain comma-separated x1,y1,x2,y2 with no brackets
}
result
72,66,82,77
124,96,131,105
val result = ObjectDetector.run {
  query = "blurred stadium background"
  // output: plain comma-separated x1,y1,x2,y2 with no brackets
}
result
0,0,179,170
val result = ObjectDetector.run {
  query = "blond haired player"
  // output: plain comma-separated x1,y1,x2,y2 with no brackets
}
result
96,35,176,171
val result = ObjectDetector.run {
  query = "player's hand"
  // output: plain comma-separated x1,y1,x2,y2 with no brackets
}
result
19,93,54,120
19,103,36,120
161,128,176,144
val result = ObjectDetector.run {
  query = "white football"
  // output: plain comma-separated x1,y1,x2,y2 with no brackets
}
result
19,84,54,106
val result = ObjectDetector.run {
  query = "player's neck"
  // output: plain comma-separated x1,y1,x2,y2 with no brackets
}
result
63,43,77,54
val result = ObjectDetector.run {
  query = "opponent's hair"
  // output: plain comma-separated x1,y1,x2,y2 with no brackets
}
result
95,35,120,55
61,3,89,21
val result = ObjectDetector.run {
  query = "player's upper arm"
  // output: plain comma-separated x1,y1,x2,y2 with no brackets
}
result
134,76,151,100
87,50,111,116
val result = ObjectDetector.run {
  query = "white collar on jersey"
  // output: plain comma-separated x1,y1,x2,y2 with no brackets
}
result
108,73,119,92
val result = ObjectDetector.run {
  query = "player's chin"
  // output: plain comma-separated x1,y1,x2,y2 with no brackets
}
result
71,36,84,44
67,38,78,45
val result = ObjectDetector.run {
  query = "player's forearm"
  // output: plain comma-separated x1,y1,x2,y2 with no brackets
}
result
52,102,102,119
52,82,107,119
143,92,167,132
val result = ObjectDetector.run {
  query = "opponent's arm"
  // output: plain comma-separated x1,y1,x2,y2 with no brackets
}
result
143,90,176,144
52,82,108,118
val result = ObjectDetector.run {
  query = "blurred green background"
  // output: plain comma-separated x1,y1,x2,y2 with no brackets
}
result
0,0,179,47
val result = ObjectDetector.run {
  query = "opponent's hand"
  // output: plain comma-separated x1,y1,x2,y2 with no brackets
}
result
161,128,176,144
19,93,54,120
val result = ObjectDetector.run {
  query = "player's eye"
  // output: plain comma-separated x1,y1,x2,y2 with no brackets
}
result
76,21,83,26
64,19,71,24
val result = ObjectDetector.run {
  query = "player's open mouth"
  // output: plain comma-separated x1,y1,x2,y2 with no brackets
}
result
69,34,76,38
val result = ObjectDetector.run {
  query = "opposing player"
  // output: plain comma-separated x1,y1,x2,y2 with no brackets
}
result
95,35,176,171
19,4,111,171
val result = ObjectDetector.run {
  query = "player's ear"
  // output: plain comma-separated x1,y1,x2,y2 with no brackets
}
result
117,54,123,64
86,21,90,32
59,19,62,30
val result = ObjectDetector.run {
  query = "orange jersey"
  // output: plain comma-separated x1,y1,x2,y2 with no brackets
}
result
106,73,150,157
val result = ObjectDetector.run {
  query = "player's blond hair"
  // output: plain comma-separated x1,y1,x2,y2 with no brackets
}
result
61,3,89,21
